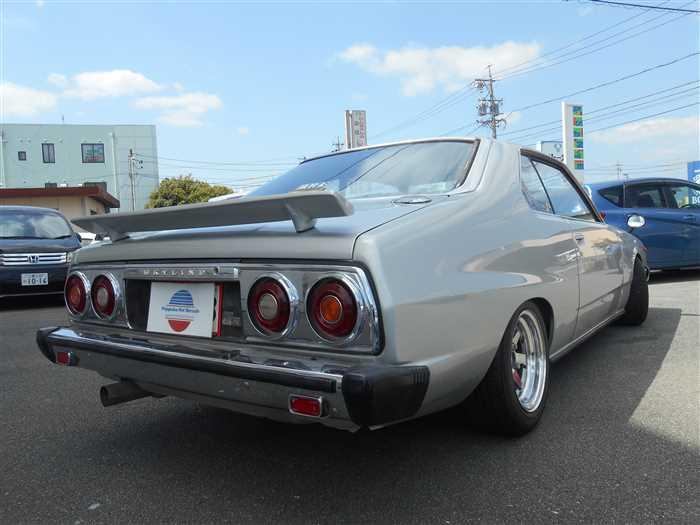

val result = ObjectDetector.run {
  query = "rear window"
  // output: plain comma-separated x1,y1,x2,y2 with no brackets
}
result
598,186,623,207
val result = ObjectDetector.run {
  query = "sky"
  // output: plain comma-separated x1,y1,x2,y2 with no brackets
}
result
1,0,698,189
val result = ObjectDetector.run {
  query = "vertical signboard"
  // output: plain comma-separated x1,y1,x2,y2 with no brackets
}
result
688,160,700,184
562,102,584,182
345,110,367,149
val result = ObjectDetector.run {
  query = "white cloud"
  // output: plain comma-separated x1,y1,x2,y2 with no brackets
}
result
0,82,56,117
47,73,67,88
134,92,223,127
35,0,45,7
590,115,699,144
237,126,250,136
505,111,522,126
339,41,541,96
577,5,594,16
62,69,162,100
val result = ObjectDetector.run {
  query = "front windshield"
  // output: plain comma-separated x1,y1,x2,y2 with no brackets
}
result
250,140,477,199
0,210,74,239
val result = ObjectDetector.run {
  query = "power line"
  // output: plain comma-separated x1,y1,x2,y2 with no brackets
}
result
579,0,700,13
495,1,664,77
502,84,699,142
133,153,297,166
499,5,693,80
586,101,699,134
510,51,699,114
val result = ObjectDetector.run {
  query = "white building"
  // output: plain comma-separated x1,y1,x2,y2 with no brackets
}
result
0,124,159,211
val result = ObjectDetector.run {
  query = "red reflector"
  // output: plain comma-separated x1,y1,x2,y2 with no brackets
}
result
55,351,76,366
599,211,607,221
289,395,323,417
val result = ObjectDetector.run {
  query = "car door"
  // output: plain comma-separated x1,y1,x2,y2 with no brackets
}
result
662,181,700,266
623,182,689,268
529,158,625,338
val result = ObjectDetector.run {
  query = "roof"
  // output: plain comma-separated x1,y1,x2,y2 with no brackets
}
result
586,177,694,188
0,186,120,208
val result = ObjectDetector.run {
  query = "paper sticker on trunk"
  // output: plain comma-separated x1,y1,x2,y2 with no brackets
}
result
147,282,215,338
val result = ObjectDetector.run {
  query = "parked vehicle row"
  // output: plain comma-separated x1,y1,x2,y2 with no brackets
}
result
35,138,649,437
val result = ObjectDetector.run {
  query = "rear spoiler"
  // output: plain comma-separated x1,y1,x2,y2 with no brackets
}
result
72,191,353,240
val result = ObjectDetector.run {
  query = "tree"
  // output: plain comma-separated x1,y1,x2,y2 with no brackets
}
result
147,175,232,208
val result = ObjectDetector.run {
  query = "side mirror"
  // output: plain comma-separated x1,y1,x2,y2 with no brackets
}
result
627,214,645,229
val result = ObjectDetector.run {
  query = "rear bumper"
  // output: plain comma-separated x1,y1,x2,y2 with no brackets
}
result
37,326,429,431
0,264,68,298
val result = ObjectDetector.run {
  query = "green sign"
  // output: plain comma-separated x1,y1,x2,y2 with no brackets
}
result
574,138,584,149
574,149,584,160
573,116,583,126
575,160,584,170
573,105,583,116
573,127,583,138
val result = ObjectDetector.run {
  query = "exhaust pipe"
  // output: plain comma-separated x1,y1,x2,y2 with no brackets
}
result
100,381,152,407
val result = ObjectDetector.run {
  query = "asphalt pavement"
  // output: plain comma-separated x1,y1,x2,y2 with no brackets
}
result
1,271,699,524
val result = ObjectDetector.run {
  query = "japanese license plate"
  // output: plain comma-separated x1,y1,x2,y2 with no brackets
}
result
21,273,49,286
146,282,216,338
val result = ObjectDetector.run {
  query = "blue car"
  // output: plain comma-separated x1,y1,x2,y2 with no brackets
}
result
586,178,700,270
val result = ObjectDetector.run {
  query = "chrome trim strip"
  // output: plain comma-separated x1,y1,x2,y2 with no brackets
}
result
247,272,300,340
65,271,91,319
1,252,67,266
90,272,122,321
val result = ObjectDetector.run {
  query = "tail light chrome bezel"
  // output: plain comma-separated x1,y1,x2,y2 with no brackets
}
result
246,272,299,340
90,272,122,321
65,271,91,319
306,274,366,346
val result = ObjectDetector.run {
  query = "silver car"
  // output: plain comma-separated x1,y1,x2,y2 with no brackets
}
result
37,138,649,435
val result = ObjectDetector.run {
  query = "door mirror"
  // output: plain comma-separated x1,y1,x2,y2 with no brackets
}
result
627,214,646,229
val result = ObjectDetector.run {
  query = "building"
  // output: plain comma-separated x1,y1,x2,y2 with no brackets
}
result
0,124,159,211
0,185,119,229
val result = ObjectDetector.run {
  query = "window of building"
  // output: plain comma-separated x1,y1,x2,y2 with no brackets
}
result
520,155,553,213
530,160,595,221
42,143,55,163
18,151,27,161
81,143,105,163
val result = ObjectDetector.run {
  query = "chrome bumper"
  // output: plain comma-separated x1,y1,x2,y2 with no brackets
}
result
37,327,429,431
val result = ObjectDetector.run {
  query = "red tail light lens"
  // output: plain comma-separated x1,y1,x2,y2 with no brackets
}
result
65,273,87,315
91,274,117,319
248,277,291,335
308,278,358,340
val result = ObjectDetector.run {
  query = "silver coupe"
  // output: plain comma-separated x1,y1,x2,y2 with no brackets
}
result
37,138,649,435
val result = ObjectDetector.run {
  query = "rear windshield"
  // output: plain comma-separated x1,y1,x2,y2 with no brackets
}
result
0,210,74,239
250,141,477,199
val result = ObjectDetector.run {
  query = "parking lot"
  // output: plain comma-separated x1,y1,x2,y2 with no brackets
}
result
1,271,698,524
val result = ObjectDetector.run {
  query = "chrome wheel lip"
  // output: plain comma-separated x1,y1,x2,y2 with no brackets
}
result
511,309,547,413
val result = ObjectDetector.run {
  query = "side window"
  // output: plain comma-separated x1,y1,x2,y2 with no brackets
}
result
531,160,595,221
520,155,553,213
625,184,665,208
598,185,623,207
664,183,700,209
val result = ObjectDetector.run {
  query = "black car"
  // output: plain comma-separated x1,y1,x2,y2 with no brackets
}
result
0,206,82,299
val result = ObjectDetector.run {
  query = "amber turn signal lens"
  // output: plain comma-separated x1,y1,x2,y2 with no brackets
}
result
319,295,343,324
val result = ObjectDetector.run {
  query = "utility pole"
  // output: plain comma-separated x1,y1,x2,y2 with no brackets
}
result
474,65,506,138
616,161,623,181
331,136,344,152
128,148,136,211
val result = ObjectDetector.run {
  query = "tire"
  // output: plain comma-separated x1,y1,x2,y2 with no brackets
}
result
617,257,648,326
466,301,550,436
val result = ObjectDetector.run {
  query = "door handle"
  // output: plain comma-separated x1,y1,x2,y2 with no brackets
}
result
574,233,585,242
683,215,695,222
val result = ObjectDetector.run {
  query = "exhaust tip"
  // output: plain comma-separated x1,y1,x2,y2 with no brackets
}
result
100,381,152,407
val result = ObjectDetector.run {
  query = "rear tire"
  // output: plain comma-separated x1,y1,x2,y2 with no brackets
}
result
466,301,550,436
617,257,648,326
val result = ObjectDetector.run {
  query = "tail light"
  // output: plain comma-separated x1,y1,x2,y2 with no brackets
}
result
65,273,88,316
599,211,607,221
91,274,118,319
247,276,296,337
307,278,358,340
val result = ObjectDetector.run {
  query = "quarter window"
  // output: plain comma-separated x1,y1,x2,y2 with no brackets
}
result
598,185,623,207
42,143,55,163
18,151,27,161
81,143,105,163
530,160,595,221
520,155,553,213
625,184,665,208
